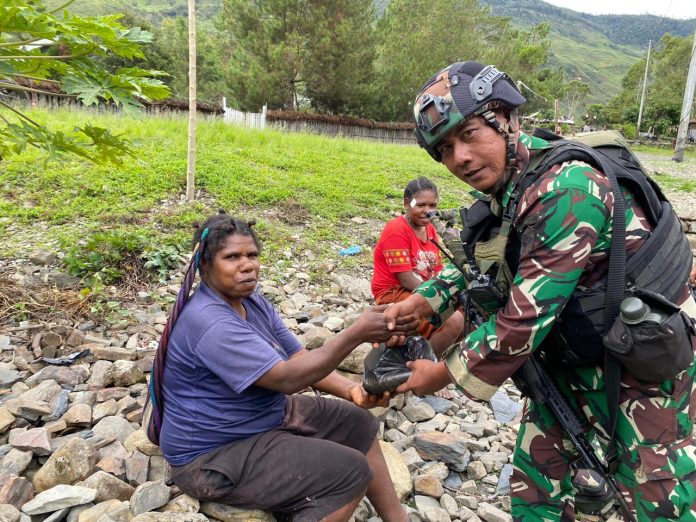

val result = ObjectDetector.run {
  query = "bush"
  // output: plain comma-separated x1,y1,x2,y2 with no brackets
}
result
62,229,187,285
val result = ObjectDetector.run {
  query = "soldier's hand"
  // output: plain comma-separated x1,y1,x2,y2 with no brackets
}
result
395,360,453,396
380,294,434,347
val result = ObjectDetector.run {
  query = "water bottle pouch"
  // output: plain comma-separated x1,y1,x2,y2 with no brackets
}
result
604,289,694,382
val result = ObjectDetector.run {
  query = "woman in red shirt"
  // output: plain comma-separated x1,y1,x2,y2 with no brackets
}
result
372,177,464,357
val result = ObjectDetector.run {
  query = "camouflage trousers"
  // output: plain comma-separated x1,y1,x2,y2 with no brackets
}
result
510,359,696,521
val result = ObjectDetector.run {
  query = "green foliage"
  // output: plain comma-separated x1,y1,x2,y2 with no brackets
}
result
607,33,695,137
0,0,170,162
368,0,550,121
217,0,377,114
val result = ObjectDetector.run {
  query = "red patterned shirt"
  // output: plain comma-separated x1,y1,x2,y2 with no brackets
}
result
371,216,443,299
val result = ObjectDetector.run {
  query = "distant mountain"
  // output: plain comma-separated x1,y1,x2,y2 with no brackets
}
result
483,0,696,101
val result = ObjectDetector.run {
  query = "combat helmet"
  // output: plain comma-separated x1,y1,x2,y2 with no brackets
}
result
413,61,526,162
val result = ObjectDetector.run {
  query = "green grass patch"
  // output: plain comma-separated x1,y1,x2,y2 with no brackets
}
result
0,107,470,283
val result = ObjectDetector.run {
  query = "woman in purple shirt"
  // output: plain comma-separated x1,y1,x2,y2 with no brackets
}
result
158,211,417,522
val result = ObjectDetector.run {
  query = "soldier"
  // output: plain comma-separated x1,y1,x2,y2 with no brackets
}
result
385,61,696,520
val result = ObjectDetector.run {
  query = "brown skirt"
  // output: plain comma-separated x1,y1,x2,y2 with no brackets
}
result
169,394,379,521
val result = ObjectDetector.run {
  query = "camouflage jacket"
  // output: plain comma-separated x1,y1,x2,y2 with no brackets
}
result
416,132,695,400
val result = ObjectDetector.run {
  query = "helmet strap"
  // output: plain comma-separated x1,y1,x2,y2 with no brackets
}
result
481,109,518,171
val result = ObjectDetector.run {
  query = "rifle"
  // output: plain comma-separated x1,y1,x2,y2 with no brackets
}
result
428,211,636,522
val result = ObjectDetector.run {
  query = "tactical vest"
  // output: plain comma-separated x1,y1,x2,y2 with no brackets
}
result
459,129,693,366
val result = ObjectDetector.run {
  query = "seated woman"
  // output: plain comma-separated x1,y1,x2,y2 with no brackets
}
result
371,177,464,357
153,211,416,522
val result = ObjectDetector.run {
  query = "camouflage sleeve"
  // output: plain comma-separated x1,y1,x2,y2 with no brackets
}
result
445,162,614,400
413,262,468,328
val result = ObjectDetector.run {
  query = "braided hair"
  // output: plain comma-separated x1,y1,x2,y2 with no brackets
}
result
404,176,439,201
144,209,258,445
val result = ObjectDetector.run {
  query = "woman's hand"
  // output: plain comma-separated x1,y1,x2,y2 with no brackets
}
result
349,384,390,409
351,304,419,345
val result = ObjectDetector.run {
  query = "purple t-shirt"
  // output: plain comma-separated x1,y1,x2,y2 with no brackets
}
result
159,282,302,466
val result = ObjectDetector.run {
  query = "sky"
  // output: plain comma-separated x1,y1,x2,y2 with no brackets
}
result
544,0,696,19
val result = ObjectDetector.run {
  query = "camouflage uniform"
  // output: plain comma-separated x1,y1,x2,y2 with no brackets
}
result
416,132,696,521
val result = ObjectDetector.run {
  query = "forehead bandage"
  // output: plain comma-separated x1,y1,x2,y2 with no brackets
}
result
410,198,417,208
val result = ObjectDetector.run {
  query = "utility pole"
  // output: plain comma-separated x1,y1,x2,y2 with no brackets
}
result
186,0,197,200
554,99,561,135
673,31,696,163
637,40,651,139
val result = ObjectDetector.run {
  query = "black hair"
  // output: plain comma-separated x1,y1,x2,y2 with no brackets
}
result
404,176,438,201
193,210,260,272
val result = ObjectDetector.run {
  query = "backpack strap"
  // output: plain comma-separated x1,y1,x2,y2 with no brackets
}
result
527,141,627,469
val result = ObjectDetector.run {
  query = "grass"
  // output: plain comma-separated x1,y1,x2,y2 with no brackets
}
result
0,107,471,281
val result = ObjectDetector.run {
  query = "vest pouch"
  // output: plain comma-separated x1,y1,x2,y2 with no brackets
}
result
474,234,509,283
603,289,694,382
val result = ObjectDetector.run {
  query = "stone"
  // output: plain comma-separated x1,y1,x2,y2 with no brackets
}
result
303,328,332,350
125,450,149,486
0,475,33,509
92,401,117,423
403,401,436,423
477,502,511,522
413,495,441,514
0,449,33,475
65,331,86,348
496,464,513,496
337,343,371,374
129,481,170,516
459,480,479,495
96,458,126,479
80,471,134,503
62,405,92,427
95,389,129,403
87,362,112,389
123,430,161,457
400,446,425,472
414,474,444,498
419,396,457,414
131,514,208,522
98,441,129,461
0,371,23,388
467,461,487,481
489,391,522,424
21,485,97,515
160,494,199,513
66,504,94,522
323,316,344,331
9,427,52,456
30,250,56,265
33,438,98,492
422,507,451,522
39,332,63,350
76,500,121,522
0,504,21,522
91,417,135,445
379,441,412,502
102,362,145,388
90,347,136,363
4,380,62,418
147,455,167,482
200,502,275,522
414,432,471,472
440,493,459,517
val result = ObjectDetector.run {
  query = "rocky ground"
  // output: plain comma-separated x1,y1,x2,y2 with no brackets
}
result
0,153,693,522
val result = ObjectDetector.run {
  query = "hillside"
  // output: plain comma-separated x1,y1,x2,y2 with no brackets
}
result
484,0,696,102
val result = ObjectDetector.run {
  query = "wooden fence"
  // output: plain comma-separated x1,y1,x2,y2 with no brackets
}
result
221,99,416,144
222,98,266,129
7,92,222,118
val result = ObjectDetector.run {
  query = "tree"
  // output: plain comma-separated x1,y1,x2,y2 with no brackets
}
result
217,0,377,114
368,0,550,121
563,79,590,121
608,33,695,136
0,0,170,163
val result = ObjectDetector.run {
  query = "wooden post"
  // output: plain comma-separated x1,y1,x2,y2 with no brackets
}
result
554,99,561,135
637,40,651,138
186,0,197,201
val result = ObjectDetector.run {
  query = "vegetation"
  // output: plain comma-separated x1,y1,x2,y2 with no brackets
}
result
0,107,471,284
0,0,170,163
